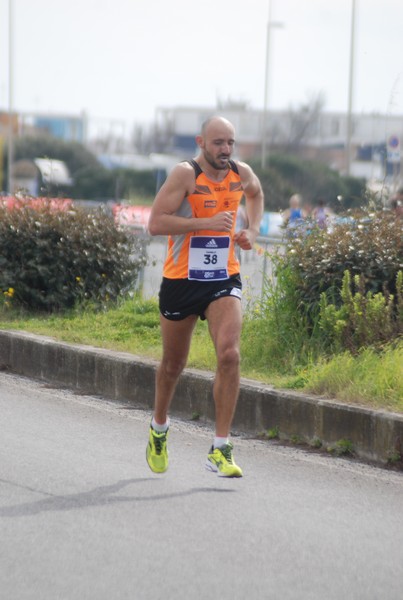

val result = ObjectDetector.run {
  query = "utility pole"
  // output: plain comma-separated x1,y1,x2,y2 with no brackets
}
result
261,0,283,170
346,0,356,176
7,0,14,194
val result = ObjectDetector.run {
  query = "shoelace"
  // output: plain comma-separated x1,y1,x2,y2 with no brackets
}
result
219,444,234,463
153,433,166,454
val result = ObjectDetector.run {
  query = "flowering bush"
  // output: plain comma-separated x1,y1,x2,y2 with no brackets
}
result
286,210,402,311
0,196,73,212
0,200,147,311
282,209,402,350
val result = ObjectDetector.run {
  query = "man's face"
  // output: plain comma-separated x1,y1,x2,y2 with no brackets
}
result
199,123,235,170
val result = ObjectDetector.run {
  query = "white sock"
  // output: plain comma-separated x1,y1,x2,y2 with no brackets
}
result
214,436,229,449
151,417,169,433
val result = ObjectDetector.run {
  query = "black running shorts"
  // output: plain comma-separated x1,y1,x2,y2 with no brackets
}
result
159,274,242,321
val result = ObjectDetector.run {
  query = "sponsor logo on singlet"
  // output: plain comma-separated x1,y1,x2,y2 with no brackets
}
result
204,200,217,208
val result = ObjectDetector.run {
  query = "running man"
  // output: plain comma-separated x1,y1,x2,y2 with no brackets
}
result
146,116,264,477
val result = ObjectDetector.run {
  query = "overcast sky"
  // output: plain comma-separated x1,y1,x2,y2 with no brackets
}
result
1,0,403,136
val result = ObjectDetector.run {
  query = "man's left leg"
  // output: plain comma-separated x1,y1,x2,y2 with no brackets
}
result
204,296,243,477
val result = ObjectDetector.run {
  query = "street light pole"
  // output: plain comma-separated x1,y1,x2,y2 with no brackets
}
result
261,0,283,170
7,0,14,194
346,0,356,176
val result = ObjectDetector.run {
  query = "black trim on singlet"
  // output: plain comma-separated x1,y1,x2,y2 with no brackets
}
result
187,158,239,177
228,159,239,174
188,159,203,178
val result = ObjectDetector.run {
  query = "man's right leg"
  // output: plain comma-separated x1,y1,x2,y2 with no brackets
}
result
154,313,198,423
146,314,198,473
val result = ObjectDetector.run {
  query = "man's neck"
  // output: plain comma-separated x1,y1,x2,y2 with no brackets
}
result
195,156,230,182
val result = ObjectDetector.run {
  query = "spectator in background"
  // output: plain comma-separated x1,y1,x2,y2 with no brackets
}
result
282,193,307,237
312,198,334,230
389,188,403,218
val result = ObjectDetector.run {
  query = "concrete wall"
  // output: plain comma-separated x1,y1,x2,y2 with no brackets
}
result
0,329,402,468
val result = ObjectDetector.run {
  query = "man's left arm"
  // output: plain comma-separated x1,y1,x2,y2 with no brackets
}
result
233,163,264,250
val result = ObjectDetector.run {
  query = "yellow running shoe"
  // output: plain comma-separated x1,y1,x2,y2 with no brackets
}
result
146,426,169,473
206,442,243,478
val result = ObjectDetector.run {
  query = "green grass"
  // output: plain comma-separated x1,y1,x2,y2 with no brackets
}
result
304,345,403,413
0,297,216,367
0,299,160,356
0,296,401,413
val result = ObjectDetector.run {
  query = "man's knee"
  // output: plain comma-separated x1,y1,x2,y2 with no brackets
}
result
217,345,240,370
160,357,187,380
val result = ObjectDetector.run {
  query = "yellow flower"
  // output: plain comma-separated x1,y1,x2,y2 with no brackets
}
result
75,276,81,282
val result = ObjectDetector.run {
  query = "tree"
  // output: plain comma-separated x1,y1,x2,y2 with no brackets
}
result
285,93,325,154
73,167,156,201
11,133,100,176
251,153,365,212
3,134,157,201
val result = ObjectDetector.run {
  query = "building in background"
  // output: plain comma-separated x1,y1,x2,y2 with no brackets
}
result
19,112,88,144
155,104,403,187
0,110,86,193
2,105,402,196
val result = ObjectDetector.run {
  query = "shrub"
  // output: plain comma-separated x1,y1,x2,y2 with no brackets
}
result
286,210,402,313
0,201,147,311
250,209,402,367
319,270,402,351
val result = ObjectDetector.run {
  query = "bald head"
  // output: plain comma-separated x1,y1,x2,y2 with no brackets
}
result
201,116,235,137
196,116,236,171
289,194,302,209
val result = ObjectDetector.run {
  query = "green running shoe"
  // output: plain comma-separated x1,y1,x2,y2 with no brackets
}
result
146,426,169,473
206,442,243,478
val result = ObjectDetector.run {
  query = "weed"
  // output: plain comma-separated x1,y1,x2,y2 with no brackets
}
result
327,439,355,457
310,437,323,449
267,426,280,440
387,451,402,465
290,434,303,445
319,270,402,352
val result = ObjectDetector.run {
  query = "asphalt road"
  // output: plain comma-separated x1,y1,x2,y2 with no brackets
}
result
1,373,402,600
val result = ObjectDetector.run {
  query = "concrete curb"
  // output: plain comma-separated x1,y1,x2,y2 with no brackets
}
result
1,329,402,468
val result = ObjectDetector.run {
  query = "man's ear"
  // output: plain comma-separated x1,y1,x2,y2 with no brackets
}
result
195,135,203,148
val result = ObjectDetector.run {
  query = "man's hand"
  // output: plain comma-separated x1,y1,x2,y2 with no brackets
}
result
208,211,235,232
233,228,259,250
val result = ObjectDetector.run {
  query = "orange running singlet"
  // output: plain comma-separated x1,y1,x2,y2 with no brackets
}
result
163,160,245,280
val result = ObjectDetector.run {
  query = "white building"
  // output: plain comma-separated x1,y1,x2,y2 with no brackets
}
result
155,104,403,185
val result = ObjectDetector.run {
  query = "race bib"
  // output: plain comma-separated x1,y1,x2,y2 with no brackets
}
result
188,236,230,281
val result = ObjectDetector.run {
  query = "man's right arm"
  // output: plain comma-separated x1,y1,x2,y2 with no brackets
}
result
148,164,234,236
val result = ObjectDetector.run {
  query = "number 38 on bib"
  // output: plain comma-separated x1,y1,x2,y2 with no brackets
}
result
188,236,230,281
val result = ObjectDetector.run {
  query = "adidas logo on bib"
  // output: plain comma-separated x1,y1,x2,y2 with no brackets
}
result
205,239,218,248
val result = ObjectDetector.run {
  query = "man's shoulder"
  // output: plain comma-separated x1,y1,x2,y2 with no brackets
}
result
232,159,252,172
168,161,197,182
232,160,256,183
161,160,197,197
